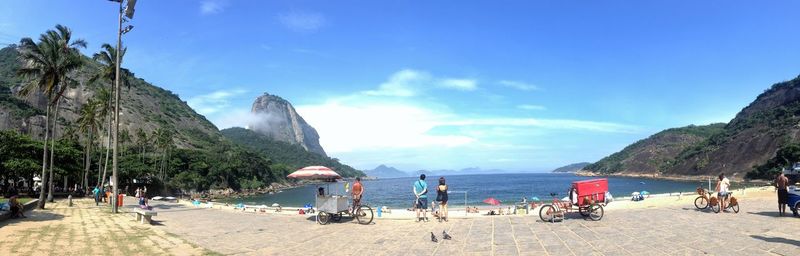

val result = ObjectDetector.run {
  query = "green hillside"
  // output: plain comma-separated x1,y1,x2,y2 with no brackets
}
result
584,123,726,175
221,127,364,178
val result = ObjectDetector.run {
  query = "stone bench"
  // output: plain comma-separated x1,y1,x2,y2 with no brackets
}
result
133,208,158,224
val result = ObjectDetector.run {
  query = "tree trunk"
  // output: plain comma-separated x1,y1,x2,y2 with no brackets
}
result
47,98,60,202
37,103,51,209
83,130,93,195
99,108,112,189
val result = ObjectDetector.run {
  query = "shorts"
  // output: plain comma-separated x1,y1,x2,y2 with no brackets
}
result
416,198,428,209
718,192,730,198
778,189,788,204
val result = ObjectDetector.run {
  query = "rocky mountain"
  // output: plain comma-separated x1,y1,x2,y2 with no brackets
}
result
551,162,591,173
584,124,725,176
364,164,409,178
585,74,800,179
221,127,363,177
0,45,222,148
413,167,511,177
249,93,327,156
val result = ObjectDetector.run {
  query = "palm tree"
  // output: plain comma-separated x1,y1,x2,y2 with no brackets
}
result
88,44,129,190
77,100,100,194
17,24,86,209
93,87,112,189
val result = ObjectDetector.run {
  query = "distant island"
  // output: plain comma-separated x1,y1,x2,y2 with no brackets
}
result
551,162,591,173
364,164,513,178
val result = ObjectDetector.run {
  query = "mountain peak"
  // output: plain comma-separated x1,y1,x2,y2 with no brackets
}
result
249,93,327,156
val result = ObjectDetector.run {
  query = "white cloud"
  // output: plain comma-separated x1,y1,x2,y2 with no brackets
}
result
186,89,247,115
362,69,428,97
518,104,546,111
200,0,226,15
277,11,326,32
440,78,477,91
296,101,475,153
499,80,539,91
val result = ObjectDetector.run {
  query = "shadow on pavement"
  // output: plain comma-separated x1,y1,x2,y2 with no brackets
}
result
748,211,781,217
0,210,65,228
750,235,800,247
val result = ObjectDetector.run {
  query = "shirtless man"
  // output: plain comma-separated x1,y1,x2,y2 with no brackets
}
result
775,173,789,216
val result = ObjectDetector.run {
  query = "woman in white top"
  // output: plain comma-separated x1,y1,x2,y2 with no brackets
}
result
715,173,731,213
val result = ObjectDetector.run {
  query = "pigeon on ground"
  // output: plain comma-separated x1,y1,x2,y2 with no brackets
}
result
442,230,452,240
430,232,438,242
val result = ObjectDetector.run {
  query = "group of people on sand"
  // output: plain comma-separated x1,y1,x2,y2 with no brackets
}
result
4,195,26,219
411,174,450,222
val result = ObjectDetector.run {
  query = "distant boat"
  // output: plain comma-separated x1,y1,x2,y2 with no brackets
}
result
639,182,646,184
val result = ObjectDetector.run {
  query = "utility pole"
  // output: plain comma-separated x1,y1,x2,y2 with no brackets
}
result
110,0,136,214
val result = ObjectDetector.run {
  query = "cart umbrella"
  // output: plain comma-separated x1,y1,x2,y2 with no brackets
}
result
287,166,342,180
483,197,501,206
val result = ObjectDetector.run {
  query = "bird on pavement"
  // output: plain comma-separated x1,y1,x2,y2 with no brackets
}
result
430,232,438,242
442,230,452,240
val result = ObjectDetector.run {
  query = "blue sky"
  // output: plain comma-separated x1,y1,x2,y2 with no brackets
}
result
2,1,800,172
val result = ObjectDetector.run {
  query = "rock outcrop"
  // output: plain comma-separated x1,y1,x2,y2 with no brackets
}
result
249,93,327,156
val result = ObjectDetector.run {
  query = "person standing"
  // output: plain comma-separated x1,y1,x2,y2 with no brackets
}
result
413,174,429,222
715,173,731,213
776,172,789,216
352,177,364,209
436,177,449,222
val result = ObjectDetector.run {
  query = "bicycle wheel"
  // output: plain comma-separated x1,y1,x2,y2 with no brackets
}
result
710,202,720,213
317,212,330,225
694,196,708,209
589,204,604,221
731,204,739,213
356,205,374,225
539,205,556,222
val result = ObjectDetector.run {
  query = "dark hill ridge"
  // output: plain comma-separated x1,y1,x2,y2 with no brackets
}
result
586,74,800,179
0,45,221,149
551,162,591,173
364,164,409,178
585,124,726,176
221,127,363,177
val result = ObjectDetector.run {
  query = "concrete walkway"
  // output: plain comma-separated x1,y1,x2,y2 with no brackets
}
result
148,195,800,255
0,198,211,256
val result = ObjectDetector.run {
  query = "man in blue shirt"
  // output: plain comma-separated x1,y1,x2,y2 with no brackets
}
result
92,186,100,206
413,174,429,222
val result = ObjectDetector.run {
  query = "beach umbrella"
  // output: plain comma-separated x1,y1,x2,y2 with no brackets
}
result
640,191,650,195
272,203,280,207
530,197,540,202
287,166,342,180
483,197,501,206
631,192,640,196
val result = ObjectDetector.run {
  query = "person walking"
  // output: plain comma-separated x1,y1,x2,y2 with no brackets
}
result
436,177,449,222
775,172,789,216
92,186,100,206
413,174,429,222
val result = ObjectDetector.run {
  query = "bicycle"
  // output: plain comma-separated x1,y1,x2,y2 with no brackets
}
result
710,192,739,213
539,192,604,222
317,200,374,225
694,188,712,209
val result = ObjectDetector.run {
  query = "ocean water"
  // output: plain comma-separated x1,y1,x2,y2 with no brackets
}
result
222,173,743,208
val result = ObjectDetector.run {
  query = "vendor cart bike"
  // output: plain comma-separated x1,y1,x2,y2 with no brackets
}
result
316,201,374,225
693,188,739,213
539,192,604,222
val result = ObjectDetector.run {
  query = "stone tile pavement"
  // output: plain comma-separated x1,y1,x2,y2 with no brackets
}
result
148,196,800,256
0,198,212,256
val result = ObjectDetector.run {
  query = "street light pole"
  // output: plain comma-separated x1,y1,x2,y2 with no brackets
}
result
111,0,135,214
112,0,123,214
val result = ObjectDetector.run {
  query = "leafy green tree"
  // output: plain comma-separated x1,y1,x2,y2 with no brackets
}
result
17,24,86,209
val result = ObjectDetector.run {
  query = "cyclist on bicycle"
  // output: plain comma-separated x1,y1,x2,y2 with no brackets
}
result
352,177,364,209
715,173,731,213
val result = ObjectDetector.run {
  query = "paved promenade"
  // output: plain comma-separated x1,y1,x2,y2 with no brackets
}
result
0,199,211,256
149,194,800,256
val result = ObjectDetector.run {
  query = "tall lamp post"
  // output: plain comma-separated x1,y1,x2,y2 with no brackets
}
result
109,0,136,214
